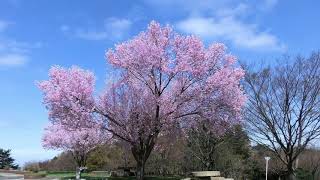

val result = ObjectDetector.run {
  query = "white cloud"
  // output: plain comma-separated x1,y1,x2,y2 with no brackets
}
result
0,40,42,67
63,17,132,41
146,0,284,52
0,40,43,53
0,54,28,67
105,18,132,39
176,16,286,51
0,20,42,68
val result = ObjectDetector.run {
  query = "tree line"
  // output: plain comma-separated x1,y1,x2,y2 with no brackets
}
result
25,124,320,179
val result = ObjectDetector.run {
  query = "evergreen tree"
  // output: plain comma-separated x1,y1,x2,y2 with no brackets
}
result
0,148,18,169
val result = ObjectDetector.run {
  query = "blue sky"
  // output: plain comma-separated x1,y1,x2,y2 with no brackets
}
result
0,0,319,166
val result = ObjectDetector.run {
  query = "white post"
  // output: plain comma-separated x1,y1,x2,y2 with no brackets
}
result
265,157,270,180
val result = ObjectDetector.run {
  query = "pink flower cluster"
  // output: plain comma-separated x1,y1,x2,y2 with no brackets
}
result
42,123,108,153
38,66,96,128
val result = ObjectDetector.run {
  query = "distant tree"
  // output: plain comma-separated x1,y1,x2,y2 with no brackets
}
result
23,161,40,172
40,152,76,171
214,125,250,178
185,122,250,179
185,121,222,170
0,148,18,169
87,143,135,171
297,147,320,179
146,129,185,176
248,144,287,179
244,53,320,179
86,144,113,171
38,21,246,180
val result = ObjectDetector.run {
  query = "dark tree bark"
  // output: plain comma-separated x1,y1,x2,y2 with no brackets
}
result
72,150,88,180
243,52,320,179
131,134,157,180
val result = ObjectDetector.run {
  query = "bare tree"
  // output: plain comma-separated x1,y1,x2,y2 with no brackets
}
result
244,52,320,179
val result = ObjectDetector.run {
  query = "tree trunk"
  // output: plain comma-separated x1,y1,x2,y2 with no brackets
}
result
132,147,152,180
76,167,81,180
132,139,156,180
288,174,295,180
286,164,295,180
72,151,87,180
136,161,145,180
73,152,82,180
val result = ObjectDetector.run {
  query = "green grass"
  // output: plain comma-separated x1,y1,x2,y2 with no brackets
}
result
46,171,109,179
94,176,180,180
46,171,76,178
44,172,103,179
62,175,180,180
60,177,180,180
45,172,181,180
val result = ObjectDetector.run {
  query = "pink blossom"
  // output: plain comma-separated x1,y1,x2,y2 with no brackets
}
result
42,123,108,153
37,66,96,128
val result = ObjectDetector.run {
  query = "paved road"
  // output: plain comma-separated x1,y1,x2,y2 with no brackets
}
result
0,172,24,179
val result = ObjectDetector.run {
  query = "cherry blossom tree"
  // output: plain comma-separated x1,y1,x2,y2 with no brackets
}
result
42,123,107,179
38,21,246,180
38,66,107,179
101,21,246,179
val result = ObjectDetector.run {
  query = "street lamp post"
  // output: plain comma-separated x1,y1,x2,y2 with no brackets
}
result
265,156,271,180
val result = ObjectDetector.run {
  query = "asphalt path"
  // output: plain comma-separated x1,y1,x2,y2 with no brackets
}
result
0,172,24,179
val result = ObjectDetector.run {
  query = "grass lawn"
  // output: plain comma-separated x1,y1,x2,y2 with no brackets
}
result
107,177,180,180
46,171,76,178
44,171,181,180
